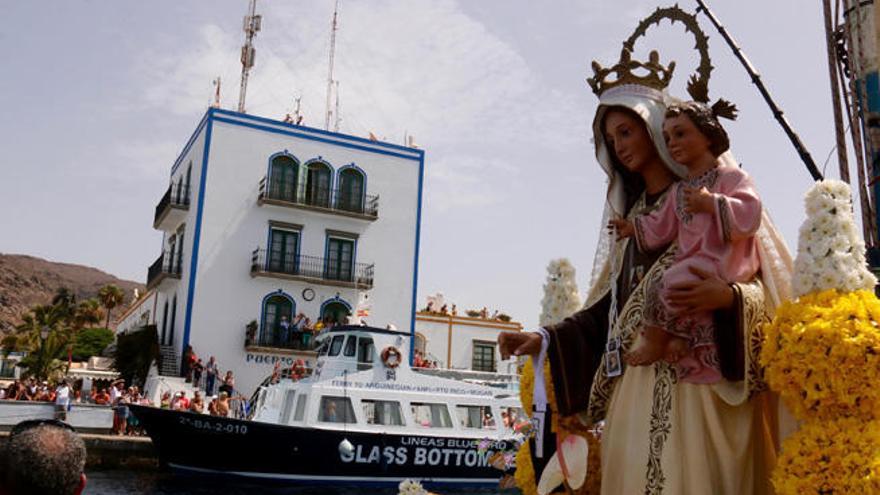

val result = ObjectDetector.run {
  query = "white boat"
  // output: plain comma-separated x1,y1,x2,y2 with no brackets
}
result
131,324,525,488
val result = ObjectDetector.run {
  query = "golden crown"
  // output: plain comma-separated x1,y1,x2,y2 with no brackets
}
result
587,6,714,101
587,48,675,95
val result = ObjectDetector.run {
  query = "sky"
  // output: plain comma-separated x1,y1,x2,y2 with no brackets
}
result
0,1,846,330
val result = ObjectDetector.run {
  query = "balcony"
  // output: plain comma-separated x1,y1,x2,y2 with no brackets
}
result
154,182,191,231
250,249,374,290
245,326,320,352
147,250,183,290
257,177,379,220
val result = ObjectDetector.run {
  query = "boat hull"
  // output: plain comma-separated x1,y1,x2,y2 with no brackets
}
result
129,405,510,487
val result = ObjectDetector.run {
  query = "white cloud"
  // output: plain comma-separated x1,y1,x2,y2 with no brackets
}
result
128,0,587,213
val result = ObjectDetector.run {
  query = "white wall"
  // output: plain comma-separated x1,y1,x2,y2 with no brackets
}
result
152,111,422,395
414,313,522,372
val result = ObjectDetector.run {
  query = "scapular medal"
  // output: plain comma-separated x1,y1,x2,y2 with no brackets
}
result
604,336,623,378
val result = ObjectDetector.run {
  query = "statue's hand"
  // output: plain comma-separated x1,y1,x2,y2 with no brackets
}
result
498,331,542,360
666,265,734,314
682,186,714,214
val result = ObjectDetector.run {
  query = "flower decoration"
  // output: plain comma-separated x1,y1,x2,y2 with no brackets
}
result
762,180,880,493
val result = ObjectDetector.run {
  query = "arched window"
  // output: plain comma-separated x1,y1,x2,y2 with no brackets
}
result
321,301,351,326
262,293,294,346
269,155,298,202
337,167,365,213
305,161,332,208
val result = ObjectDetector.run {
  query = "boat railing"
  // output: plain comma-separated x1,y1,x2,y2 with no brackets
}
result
246,366,315,420
412,367,520,390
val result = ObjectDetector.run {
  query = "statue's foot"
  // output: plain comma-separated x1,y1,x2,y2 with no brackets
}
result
625,341,665,367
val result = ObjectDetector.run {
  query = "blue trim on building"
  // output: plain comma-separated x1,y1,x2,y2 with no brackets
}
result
171,111,211,177
212,108,424,156
319,296,353,316
323,233,357,281
173,107,424,358
259,290,296,341
337,163,368,210
409,152,426,365
212,117,421,161
266,150,301,195
182,110,215,352
267,225,302,273
303,157,336,194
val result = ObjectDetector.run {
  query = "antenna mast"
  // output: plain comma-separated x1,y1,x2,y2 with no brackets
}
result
212,76,222,108
325,0,340,130
334,81,341,132
238,0,261,113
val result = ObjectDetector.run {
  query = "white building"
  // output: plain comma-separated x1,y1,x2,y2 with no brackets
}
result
414,312,522,375
144,108,424,395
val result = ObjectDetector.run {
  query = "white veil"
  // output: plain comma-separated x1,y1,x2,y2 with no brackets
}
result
583,84,793,320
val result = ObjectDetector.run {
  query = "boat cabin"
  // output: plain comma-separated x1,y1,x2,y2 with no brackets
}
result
250,326,525,439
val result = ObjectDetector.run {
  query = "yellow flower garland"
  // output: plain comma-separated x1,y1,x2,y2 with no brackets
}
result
763,287,880,492
515,357,601,494
761,289,880,421
773,418,880,494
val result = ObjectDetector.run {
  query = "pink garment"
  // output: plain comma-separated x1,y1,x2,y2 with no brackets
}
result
633,165,762,383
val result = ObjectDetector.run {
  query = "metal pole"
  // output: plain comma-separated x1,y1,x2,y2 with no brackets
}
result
825,0,853,182
840,0,878,245
694,0,825,181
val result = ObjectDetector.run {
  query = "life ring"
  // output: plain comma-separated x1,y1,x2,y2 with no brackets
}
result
381,346,402,368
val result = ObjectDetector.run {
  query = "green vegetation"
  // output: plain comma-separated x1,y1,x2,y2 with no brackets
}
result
113,325,159,387
71,327,114,362
1,284,124,380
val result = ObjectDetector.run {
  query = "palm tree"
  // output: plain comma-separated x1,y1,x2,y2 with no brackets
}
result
97,285,125,329
51,287,76,321
4,304,69,380
73,299,104,331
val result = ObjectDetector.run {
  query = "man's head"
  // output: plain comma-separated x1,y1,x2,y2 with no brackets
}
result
2,420,86,495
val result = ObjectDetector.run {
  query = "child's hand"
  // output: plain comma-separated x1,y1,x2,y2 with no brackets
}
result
608,218,635,239
682,186,714,214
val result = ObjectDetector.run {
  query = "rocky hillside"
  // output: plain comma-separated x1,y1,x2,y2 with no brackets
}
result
0,254,144,333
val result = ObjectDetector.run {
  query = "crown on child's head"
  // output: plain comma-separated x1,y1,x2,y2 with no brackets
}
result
587,49,675,96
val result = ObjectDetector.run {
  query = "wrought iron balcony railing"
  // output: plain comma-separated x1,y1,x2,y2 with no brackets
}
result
250,248,374,289
154,182,191,229
147,250,183,289
245,326,320,352
257,177,379,218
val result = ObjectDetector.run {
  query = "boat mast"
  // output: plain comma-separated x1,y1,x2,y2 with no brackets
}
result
823,0,852,184
694,0,824,181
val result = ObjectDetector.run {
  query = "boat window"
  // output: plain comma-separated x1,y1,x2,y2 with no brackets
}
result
279,391,297,425
328,335,345,357
319,396,356,423
317,340,329,356
456,405,495,429
357,337,374,371
343,335,357,357
362,399,404,426
410,402,452,428
293,394,308,422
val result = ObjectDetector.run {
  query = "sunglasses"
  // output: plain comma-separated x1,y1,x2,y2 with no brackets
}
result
9,419,76,438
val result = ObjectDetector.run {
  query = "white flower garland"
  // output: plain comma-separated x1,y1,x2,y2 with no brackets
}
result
539,258,583,327
791,180,876,297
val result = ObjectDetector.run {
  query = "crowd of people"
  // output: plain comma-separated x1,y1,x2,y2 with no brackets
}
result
412,349,438,369
246,314,343,350
421,301,512,322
